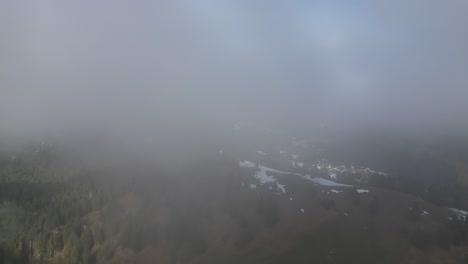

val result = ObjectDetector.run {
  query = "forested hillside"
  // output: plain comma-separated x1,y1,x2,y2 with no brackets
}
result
1,142,468,264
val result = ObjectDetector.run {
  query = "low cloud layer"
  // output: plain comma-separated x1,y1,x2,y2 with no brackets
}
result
1,0,467,144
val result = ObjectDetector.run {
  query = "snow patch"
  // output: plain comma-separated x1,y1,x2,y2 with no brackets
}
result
357,189,369,193
250,184,257,189
330,190,342,194
300,208,305,213
257,151,267,155
240,161,289,193
254,168,276,184
421,211,429,216
304,176,353,187
239,160,256,168
276,181,286,193
259,165,302,177
449,208,468,220
290,161,304,168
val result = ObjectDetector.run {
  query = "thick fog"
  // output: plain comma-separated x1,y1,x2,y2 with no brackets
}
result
1,0,468,147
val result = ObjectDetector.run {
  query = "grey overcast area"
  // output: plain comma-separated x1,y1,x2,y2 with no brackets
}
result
1,1,468,264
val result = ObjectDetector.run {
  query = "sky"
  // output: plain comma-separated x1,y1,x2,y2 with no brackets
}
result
1,0,468,144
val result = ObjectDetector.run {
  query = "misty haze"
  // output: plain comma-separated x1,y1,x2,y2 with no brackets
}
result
1,1,468,264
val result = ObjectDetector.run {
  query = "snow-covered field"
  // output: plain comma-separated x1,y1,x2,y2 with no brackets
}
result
302,175,353,187
240,161,288,193
449,208,468,220
254,167,286,193
239,160,361,193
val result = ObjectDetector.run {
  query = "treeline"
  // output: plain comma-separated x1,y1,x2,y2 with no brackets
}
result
0,147,246,263
404,202,468,252
367,156,468,209
0,146,109,264
307,137,468,209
